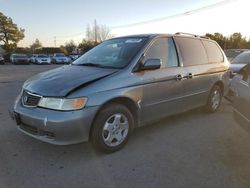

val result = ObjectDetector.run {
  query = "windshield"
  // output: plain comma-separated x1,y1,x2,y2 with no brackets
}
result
73,37,148,68
55,54,65,57
232,52,250,64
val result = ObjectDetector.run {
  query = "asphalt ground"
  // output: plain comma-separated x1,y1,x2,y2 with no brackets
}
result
0,64,250,188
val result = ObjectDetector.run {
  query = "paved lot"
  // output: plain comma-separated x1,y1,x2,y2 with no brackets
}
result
0,64,250,188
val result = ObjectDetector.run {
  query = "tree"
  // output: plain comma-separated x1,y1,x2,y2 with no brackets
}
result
0,12,25,52
59,45,67,54
228,33,243,49
86,20,113,43
30,38,42,51
78,39,98,53
205,32,250,49
205,32,226,49
64,40,77,54
97,24,114,42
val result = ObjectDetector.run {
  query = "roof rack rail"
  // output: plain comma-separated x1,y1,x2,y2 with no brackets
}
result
175,32,210,39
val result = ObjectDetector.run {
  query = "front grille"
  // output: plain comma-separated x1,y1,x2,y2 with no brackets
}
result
22,90,41,107
20,124,55,138
17,59,28,63
20,123,38,135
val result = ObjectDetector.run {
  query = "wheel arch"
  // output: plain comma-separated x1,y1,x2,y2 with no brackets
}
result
89,97,140,139
213,80,224,95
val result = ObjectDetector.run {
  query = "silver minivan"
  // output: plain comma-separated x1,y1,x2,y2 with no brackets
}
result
11,33,230,152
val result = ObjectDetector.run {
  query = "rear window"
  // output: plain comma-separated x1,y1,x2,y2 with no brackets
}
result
174,37,208,66
202,40,223,63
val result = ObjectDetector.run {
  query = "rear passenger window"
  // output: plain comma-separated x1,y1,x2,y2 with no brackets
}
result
202,40,223,63
145,38,178,68
174,37,208,66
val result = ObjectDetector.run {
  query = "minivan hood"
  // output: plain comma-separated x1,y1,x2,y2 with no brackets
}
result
23,65,118,97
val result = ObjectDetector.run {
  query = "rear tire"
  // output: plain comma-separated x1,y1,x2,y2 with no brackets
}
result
205,85,222,113
91,103,134,153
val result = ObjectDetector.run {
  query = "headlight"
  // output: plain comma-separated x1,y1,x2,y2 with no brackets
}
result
38,97,87,111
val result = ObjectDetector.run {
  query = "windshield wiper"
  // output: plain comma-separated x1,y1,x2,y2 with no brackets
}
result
75,62,120,69
77,62,103,67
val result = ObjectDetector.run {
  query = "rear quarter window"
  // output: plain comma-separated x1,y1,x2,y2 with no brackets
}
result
174,37,208,66
202,40,223,63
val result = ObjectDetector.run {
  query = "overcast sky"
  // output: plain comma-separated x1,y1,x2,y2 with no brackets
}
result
0,0,249,47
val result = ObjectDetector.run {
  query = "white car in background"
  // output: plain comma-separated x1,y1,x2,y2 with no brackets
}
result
51,53,70,64
30,54,38,63
33,54,51,64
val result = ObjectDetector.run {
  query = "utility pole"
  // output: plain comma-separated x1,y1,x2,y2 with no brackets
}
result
54,36,57,47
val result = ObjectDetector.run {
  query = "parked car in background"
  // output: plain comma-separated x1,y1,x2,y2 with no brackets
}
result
231,64,250,134
51,53,70,64
0,54,4,64
229,51,250,78
224,49,249,62
10,54,29,65
69,54,81,61
33,54,51,64
26,54,33,63
29,54,38,63
10,33,229,152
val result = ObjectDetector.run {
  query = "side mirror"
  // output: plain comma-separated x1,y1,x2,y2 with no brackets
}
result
141,58,161,70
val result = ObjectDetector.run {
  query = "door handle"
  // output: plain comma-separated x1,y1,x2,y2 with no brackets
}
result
188,73,193,79
176,74,183,81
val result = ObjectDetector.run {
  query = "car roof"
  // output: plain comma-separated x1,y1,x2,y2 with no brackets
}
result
110,33,213,42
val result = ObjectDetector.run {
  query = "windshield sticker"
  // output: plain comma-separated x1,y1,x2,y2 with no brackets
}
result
125,39,143,43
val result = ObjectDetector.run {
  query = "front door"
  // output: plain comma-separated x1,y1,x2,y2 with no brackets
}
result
138,37,186,124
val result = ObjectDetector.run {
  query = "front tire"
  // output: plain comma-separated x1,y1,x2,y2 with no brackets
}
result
91,103,134,153
205,85,222,113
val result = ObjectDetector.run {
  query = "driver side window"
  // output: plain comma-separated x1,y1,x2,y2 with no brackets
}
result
145,38,178,68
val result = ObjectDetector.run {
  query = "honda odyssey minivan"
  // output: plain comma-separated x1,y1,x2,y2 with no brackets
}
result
11,33,230,152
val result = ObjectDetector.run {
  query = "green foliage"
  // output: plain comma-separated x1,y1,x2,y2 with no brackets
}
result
37,47,62,54
0,12,25,52
78,39,99,53
59,45,67,55
30,38,42,50
205,32,250,49
14,47,31,54
64,40,77,54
